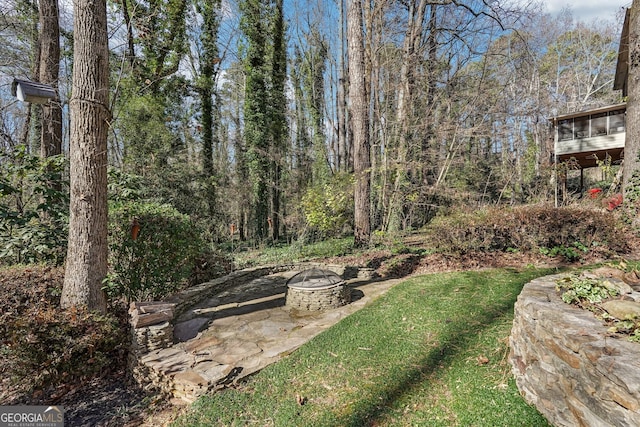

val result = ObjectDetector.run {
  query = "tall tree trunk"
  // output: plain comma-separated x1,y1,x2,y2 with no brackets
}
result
19,0,41,151
61,0,109,313
121,0,136,66
232,94,248,241
337,0,349,172
269,0,286,241
624,0,640,212
421,4,439,221
422,3,437,185
197,0,221,221
200,84,217,219
37,0,62,201
347,0,370,247
291,50,312,189
387,0,427,232
38,0,62,159
240,0,269,240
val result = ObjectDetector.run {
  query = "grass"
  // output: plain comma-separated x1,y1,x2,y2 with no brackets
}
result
232,237,357,268
173,267,556,426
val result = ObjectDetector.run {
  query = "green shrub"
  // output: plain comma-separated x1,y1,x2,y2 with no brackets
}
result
107,166,144,203
106,201,205,302
539,242,588,261
299,237,354,258
426,204,626,260
301,173,353,238
0,146,68,265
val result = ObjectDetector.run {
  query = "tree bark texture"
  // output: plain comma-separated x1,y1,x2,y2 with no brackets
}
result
347,0,371,247
269,0,286,241
61,0,110,313
337,0,349,171
625,1,640,202
38,0,62,158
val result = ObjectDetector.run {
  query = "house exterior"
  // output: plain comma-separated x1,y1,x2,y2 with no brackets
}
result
551,103,626,169
549,7,629,205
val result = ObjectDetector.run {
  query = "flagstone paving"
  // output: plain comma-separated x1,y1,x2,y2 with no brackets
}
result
135,269,401,403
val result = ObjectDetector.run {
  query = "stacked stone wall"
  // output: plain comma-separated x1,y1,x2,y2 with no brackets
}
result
128,263,375,392
286,283,351,310
510,274,640,426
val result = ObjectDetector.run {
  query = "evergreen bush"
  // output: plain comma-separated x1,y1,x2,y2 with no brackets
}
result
0,146,68,266
106,201,205,302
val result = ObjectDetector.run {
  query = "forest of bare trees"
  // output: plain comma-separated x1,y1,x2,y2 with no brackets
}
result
0,0,627,259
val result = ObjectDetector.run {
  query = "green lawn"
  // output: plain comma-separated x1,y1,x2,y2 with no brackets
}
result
173,268,555,427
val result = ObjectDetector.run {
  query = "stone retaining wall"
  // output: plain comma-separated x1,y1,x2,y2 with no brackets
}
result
159,262,369,321
509,274,640,427
128,266,273,363
128,263,376,384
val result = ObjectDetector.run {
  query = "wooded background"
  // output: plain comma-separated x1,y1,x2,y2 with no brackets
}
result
0,0,626,249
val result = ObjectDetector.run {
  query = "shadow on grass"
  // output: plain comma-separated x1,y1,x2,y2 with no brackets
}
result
334,271,536,427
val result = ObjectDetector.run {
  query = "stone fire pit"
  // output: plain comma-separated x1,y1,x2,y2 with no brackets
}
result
285,268,351,311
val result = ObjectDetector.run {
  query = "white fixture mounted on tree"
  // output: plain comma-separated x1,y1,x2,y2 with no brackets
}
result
11,79,56,104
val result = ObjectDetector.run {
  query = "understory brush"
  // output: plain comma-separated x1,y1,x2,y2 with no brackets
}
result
233,237,356,269
426,204,627,261
0,147,68,266
0,266,128,402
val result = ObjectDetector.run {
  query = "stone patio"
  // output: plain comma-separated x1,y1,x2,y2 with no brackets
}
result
130,266,401,403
